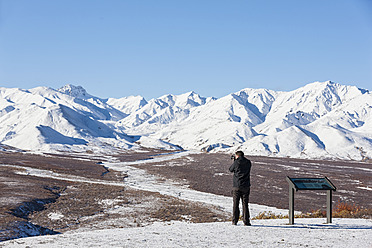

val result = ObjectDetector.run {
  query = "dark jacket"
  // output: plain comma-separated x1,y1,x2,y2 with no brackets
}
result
229,156,252,189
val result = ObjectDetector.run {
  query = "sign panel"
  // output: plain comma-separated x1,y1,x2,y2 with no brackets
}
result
287,177,336,191
286,176,336,224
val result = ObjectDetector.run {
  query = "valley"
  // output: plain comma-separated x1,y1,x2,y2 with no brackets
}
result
1,150,371,241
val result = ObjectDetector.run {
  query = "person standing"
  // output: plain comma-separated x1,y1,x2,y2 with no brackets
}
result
229,151,252,226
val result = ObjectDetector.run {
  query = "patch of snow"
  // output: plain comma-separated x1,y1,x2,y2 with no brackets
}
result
99,199,125,207
357,186,372,191
48,212,64,221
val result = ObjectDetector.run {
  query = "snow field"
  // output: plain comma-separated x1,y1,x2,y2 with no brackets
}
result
2,219,371,248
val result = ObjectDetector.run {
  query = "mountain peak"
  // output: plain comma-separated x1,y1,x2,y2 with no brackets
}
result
186,90,197,96
58,84,91,99
302,80,336,88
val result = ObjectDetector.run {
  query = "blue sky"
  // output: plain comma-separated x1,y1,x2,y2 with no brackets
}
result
0,0,371,100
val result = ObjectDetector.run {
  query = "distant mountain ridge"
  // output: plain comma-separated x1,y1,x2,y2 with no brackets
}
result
0,81,371,160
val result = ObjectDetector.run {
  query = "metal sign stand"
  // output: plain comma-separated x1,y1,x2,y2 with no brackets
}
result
286,176,337,225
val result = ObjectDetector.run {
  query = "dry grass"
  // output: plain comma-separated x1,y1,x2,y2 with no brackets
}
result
332,201,372,218
252,201,372,220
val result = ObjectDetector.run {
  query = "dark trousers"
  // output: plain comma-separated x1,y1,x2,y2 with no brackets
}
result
232,187,250,225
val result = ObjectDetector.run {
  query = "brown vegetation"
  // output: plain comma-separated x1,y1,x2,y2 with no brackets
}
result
136,152,372,212
252,201,372,220
0,149,371,241
0,150,229,241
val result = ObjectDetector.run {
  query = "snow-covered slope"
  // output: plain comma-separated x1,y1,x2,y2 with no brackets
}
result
255,81,366,134
116,91,214,134
0,85,135,152
105,96,147,116
0,81,371,160
138,81,371,159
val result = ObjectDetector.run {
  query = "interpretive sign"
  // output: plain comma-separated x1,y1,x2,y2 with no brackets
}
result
287,177,336,191
286,176,336,224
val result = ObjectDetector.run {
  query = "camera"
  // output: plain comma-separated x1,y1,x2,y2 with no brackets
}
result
230,154,236,161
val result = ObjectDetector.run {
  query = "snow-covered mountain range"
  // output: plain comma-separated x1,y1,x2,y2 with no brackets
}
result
0,81,371,160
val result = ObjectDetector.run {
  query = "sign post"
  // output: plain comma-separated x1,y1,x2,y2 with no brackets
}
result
327,190,332,223
286,176,336,225
289,185,295,224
